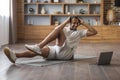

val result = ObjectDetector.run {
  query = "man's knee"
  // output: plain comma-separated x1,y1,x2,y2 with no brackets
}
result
40,46,50,58
54,26,63,32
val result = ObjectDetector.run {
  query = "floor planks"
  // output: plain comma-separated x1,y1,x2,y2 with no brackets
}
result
0,43,120,80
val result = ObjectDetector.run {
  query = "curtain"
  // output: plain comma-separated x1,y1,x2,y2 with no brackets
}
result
0,0,10,47
0,0,16,48
9,0,17,44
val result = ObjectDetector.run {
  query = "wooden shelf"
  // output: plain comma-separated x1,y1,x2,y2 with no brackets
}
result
24,14,101,16
52,14,101,16
24,14,50,16
24,2,38,4
24,0,103,26
24,2,101,5
89,3,101,5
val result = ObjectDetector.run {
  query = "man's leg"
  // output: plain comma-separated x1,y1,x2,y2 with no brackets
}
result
22,31,66,58
16,46,50,58
25,28,62,54
38,17,69,48
56,31,66,46
38,28,60,48
3,46,50,63
25,17,69,54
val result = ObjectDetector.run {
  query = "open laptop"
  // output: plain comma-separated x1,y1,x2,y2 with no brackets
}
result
97,51,113,65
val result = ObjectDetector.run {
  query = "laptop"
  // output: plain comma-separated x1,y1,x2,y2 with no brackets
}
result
97,52,113,65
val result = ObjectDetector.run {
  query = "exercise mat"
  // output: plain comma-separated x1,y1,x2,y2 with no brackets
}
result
16,54,96,67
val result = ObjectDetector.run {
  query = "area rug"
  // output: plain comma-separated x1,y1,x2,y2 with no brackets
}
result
16,54,96,67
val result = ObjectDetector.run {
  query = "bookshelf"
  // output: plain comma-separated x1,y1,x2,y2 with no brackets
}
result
24,0,103,26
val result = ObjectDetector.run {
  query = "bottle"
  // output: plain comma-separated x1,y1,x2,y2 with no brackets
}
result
88,20,90,25
65,5,68,14
72,10,75,14
41,7,46,14
27,0,32,3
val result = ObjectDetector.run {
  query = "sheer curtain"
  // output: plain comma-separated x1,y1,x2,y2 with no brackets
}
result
0,0,10,47
0,0,16,48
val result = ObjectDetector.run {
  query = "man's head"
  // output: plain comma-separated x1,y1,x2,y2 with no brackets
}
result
70,16,81,31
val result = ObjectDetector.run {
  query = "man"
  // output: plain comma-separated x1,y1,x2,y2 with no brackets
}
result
4,16,97,63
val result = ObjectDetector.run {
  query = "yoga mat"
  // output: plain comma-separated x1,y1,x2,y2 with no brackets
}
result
16,54,96,67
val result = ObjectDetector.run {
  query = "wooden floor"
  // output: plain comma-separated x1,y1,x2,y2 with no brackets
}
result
0,43,120,80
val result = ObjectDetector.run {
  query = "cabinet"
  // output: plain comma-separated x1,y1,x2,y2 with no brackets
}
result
24,0,103,26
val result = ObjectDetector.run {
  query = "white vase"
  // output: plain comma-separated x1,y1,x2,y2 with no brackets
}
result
41,7,46,14
54,0,59,3
27,0,32,3
94,21,98,26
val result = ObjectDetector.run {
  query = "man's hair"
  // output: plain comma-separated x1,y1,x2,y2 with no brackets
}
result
70,16,81,23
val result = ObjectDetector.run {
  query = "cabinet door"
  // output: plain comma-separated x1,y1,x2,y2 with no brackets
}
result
101,27,118,40
117,27,120,40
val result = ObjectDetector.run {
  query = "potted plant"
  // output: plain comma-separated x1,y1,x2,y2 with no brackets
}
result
77,0,84,3
79,9,85,14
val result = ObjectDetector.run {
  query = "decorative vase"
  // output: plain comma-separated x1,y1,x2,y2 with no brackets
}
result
79,9,85,14
106,9,115,24
29,8,34,14
53,0,59,3
94,1,97,3
27,0,32,3
41,7,46,14
44,0,48,3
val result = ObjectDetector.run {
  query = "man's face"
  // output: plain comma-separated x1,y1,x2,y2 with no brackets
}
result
70,18,80,30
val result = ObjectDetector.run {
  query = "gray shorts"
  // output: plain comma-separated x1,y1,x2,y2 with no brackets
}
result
47,43,74,60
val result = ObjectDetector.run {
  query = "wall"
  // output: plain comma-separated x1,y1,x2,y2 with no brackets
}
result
16,0,120,43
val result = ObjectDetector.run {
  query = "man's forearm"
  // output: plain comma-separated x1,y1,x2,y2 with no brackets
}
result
82,22,97,34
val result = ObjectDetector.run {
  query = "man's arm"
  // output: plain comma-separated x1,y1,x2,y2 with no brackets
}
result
79,18,97,37
81,22,97,37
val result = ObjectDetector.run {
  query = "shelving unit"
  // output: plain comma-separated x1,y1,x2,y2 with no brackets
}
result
24,0,103,26
16,0,120,43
